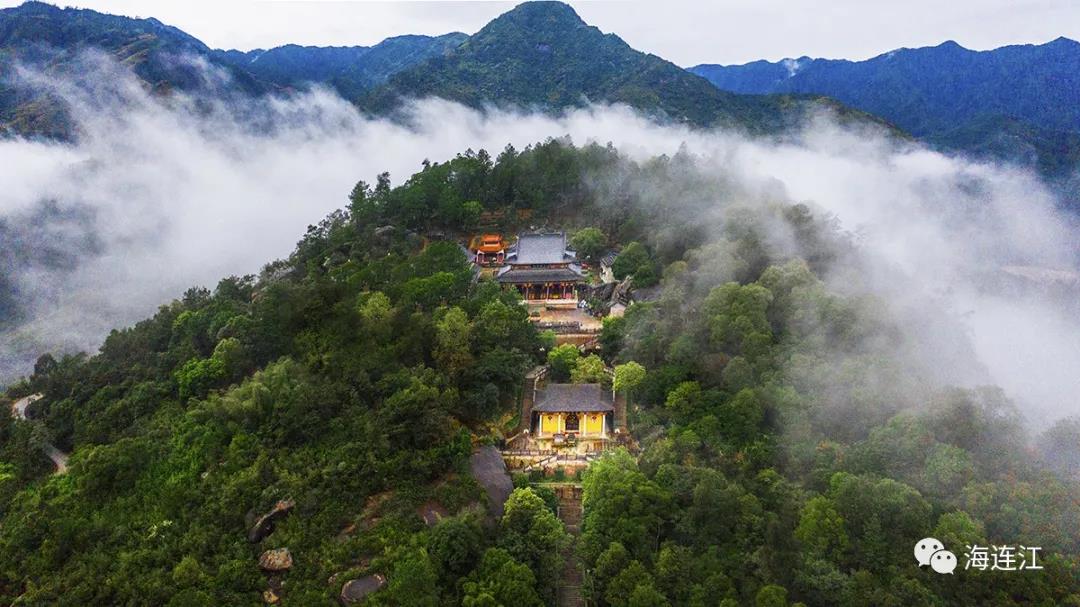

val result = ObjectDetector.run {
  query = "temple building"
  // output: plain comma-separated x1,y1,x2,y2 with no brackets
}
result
519,367,626,453
495,232,585,303
473,233,506,266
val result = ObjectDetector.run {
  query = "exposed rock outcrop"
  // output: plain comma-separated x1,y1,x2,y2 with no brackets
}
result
340,574,386,605
418,501,448,527
469,446,513,519
248,499,295,543
259,548,293,572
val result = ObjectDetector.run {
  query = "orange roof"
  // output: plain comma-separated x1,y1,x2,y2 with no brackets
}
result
477,234,505,253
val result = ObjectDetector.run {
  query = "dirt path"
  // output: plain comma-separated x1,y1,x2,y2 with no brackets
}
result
555,485,585,607
11,394,68,474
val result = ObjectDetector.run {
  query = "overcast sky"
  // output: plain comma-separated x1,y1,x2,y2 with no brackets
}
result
3,0,1078,65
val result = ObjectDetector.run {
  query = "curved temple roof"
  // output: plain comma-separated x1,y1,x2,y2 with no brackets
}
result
532,383,614,413
506,233,577,265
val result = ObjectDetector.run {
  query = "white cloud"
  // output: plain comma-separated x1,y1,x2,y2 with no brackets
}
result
1,52,1078,428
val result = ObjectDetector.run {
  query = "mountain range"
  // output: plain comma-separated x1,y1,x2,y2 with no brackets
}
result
213,33,468,102
356,2,872,132
0,1,880,139
691,38,1080,178
1,0,1078,184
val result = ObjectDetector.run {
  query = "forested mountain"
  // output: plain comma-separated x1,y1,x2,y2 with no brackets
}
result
212,33,467,101
360,2,874,132
0,2,462,137
0,0,885,140
690,38,1080,177
3,139,1080,605
0,1,268,138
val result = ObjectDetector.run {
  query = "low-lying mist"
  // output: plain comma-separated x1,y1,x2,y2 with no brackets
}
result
1,52,1078,427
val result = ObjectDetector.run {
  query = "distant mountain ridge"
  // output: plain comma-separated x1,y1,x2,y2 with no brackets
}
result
2,0,1076,189
690,38,1080,177
359,1,880,132
0,0,887,140
212,33,468,101
0,2,464,137
0,1,268,137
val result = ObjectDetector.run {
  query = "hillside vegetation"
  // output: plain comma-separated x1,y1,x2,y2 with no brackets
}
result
0,1,885,141
212,34,468,102
690,38,1080,182
2,139,1079,605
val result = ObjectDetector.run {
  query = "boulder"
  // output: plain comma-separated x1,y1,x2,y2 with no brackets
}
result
340,574,386,605
248,499,295,543
469,446,513,518
417,501,448,527
259,548,293,572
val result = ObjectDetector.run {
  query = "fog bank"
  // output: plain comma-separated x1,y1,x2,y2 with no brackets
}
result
1,53,1077,425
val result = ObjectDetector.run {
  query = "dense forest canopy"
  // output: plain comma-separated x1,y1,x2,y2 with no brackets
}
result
1,138,1079,606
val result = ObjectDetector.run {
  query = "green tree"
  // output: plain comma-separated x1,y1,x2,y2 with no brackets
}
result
605,561,653,607
718,388,765,446
570,227,607,262
462,548,543,607
703,282,773,360
547,344,581,382
581,449,671,563
613,361,646,401
612,242,651,281
629,583,671,607
386,549,440,607
499,488,569,597
664,381,702,422
571,354,608,384
756,584,788,607
592,541,630,599
435,307,474,377
358,291,395,341
794,495,849,560
174,355,225,401
460,200,484,229
428,514,485,582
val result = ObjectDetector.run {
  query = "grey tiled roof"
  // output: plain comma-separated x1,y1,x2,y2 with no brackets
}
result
496,266,585,284
533,383,614,412
508,233,575,265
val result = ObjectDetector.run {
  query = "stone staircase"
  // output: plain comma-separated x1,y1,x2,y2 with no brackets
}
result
555,485,584,607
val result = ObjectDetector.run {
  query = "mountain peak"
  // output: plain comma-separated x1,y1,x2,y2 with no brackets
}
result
507,1,584,20
9,1,60,15
934,39,967,51
486,1,587,32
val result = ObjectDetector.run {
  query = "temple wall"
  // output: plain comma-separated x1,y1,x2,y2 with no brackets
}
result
520,365,548,432
541,413,561,434
614,389,628,431
539,412,607,437
584,413,604,435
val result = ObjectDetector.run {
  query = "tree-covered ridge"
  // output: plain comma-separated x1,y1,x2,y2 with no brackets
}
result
212,33,468,102
2,138,1079,605
0,0,890,140
588,261,1080,605
0,1,269,138
0,2,461,138
0,203,559,603
360,1,883,133
690,38,1080,184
